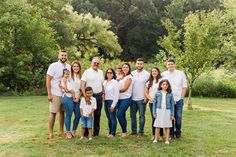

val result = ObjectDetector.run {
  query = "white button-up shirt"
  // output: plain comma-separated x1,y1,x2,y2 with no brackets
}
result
131,70,150,101
103,79,120,108
80,97,97,117
161,70,187,101
47,61,71,96
81,67,104,94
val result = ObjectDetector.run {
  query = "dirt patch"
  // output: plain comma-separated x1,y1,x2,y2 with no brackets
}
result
0,136,18,144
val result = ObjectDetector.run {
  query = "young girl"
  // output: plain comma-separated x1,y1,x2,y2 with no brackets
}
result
153,79,174,144
61,69,75,99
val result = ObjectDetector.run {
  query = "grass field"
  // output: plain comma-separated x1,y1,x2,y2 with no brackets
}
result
0,96,236,157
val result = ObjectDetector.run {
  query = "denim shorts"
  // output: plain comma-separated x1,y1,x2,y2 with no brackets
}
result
81,116,93,128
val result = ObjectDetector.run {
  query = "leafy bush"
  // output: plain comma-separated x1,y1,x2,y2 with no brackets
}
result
190,75,236,98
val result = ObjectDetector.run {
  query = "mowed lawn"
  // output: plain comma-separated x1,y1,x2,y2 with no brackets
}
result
0,96,236,157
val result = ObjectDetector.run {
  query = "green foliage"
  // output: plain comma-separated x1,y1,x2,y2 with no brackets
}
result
191,75,236,98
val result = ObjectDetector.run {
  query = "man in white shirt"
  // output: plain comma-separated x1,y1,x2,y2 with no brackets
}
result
46,50,71,140
130,58,150,137
81,57,104,136
162,59,187,138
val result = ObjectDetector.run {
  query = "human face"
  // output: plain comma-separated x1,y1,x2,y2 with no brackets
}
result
122,64,130,75
59,52,67,63
151,68,159,79
136,61,144,71
167,61,176,72
116,69,122,75
72,63,80,74
106,70,114,80
64,71,70,78
85,90,93,98
161,81,169,91
91,58,100,71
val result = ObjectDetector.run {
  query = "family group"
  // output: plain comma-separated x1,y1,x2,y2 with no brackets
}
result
46,50,187,144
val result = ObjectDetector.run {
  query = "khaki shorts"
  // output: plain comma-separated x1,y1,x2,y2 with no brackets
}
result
49,95,62,113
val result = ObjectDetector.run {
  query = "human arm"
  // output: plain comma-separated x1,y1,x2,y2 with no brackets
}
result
46,75,53,102
80,80,91,104
170,93,175,119
88,98,97,118
144,86,153,102
152,93,157,118
181,71,187,99
119,77,132,93
110,81,120,112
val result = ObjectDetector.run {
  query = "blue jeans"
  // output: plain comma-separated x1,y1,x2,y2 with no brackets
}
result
130,100,146,134
117,97,132,133
62,95,81,132
81,116,93,128
104,100,117,136
170,99,184,136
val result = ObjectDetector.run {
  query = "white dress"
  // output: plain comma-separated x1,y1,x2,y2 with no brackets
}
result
154,91,172,128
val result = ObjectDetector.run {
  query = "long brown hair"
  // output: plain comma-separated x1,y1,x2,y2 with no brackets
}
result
147,67,162,90
158,79,172,93
71,60,82,80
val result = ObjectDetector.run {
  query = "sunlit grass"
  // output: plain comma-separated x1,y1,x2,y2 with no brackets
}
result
0,96,236,157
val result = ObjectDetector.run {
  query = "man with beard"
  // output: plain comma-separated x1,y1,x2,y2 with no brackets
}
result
130,58,150,137
81,57,104,136
46,50,71,140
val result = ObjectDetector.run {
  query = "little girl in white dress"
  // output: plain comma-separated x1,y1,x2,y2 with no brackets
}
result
153,79,175,144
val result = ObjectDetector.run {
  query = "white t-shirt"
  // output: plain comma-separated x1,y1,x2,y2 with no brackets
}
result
103,79,120,108
131,70,150,101
80,97,97,117
162,70,187,101
81,67,104,94
119,75,133,100
46,61,71,96
146,79,160,103
71,75,81,98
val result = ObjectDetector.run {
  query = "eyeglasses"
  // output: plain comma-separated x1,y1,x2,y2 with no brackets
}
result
93,62,100,65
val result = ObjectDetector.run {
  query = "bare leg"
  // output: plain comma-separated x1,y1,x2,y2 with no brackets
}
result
49,112,56,139
154,128,160,141
59,110,64,135
81,128,85,137
165,128,170,142
88,128,92,138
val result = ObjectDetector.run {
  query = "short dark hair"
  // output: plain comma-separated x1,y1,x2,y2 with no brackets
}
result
167,58,175,64
158,79,172,93
136,58,144,62
105,68,117,80
62,69,70,77
85,86,93,92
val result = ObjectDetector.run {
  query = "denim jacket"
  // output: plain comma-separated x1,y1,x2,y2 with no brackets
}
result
153,91,174,117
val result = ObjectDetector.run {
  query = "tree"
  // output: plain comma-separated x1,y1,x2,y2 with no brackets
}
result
158,10,223,108
0,0,57,92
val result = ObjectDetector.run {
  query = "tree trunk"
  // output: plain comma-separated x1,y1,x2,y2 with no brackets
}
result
187,80,193,109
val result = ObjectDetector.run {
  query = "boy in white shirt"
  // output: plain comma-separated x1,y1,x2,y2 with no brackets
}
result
80,87,97,140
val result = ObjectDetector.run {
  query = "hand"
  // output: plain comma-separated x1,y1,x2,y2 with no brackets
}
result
88,112,92,118
85,96,91,105
174,101,177,105
48,94,53,102
73,97,79,103
153,114,157,118
102,94,105,102
110,107,115,112
170,116,175,120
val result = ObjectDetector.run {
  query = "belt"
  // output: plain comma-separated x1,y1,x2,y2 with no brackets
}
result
93,92,103,96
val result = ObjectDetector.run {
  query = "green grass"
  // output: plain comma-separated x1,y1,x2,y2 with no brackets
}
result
0,96,236,157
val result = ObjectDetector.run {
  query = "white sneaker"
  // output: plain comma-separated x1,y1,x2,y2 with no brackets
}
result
153,140,157,143
88,137,92,141
80,136,84,140
165,141,170,145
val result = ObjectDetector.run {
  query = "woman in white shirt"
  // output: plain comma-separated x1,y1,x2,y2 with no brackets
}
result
117,63,133,137
62,60,82,139
144,67,163,140
103,68,120,138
